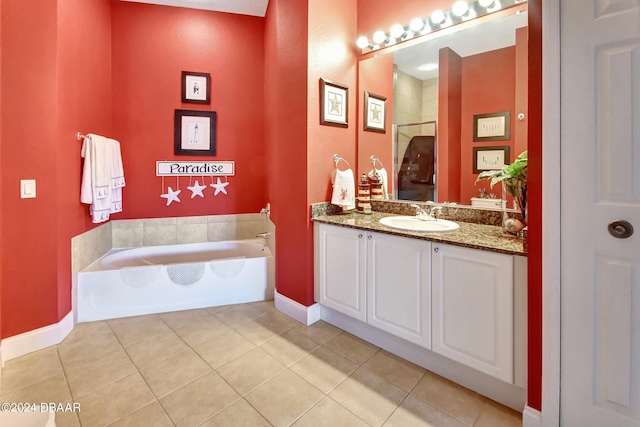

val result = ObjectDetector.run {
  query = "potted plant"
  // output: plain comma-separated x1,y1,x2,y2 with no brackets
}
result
475,150,527,223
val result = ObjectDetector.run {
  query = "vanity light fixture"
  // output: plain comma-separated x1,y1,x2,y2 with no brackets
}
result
357,36,373,49
430,10,447,25
390,23,408,40
372,30,389,45
452,1,477,20
356,0,524,51
479,0,502,12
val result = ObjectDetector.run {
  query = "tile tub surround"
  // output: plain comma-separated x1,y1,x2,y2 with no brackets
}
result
312,211,526,256
0,300,523,427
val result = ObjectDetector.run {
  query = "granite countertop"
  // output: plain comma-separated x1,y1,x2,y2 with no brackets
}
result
312,212,526,256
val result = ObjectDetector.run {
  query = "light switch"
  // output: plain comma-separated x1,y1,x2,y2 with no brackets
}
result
20,179,36,199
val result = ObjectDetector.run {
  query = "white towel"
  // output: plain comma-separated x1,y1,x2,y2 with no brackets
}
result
368,167,389,200
80,134,126,223
331,168,356,210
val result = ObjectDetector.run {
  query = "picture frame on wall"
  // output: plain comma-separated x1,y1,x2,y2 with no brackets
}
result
363,92,387,133
174,110,217,156
473,111,511,141
319,78,348,127
473,146,510,173
182,71,211,104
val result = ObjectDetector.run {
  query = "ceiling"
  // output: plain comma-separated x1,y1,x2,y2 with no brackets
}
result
394,11,528,80
119,0,269,17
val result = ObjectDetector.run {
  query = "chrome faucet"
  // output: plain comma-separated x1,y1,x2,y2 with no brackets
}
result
410,204,432,220
255,232,270,240
431,206,443,220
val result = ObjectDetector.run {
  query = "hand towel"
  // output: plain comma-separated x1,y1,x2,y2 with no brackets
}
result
331,168,356,210
80,134,125,223
368,167,389,200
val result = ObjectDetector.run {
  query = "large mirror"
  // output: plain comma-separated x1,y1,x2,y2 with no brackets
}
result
358,5,528,209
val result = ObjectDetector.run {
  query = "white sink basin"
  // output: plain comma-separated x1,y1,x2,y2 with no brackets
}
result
379,216,460,232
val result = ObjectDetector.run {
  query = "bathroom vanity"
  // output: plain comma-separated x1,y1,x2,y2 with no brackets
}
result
312,208,527,411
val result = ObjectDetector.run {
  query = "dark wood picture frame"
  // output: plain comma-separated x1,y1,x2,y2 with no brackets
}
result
473,145,511,174
364,91,387,133
181,71,211,104
174,110,217,156
319,78,348,127
473,111,511,141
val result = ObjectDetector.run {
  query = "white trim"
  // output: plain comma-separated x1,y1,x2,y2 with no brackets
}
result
274,289,321,326
1,311,74,363
523,405,543,427
542,0,561,425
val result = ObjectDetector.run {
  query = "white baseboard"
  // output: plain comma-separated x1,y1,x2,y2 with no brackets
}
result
274,289,321,326
523,405,542,427
1,311,74,364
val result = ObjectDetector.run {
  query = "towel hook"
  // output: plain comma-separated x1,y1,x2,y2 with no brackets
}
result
333,154,351,170
77,132,87,141
370,155,384,169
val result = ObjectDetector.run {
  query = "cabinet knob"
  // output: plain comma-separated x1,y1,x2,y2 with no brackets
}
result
358,234,363,238
367,235,372,240
434,247,439,253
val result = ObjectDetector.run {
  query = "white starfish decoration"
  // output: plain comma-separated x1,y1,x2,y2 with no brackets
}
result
187,180,207,198
210,177,229,196
160,187,181,206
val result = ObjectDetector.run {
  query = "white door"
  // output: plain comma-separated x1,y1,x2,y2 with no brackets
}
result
560,1,640,425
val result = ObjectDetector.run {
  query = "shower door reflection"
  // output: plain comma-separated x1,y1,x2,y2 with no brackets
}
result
394,121,437,202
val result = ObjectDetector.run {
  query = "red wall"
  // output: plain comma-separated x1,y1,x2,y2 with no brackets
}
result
56,0,112,323
438,48,462,203
264,0,311,305
460,47,516,205
111,2,266,219
357,54,394,179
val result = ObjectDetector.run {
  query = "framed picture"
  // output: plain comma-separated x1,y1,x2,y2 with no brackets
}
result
364,92,387,133
182,71,211,104
319,78,348,127
473,111,511,141
174,110,217,156
473,146,511,173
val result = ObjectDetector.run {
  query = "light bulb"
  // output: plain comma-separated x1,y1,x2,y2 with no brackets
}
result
431,10,446,25
479,0,495,7
372,30,388,45
452,1,469,17
356,36,370,49
390,24,405,39
409,17,425,32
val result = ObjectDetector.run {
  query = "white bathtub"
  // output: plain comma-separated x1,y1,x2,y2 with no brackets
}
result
77,239,275,322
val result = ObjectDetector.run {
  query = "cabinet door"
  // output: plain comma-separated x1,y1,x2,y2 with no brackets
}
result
316,224,367,322
432,243,513,382
367,231,431,348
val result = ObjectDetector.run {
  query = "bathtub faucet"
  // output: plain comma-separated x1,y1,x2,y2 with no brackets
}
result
256,232,270,240
260,203,271,219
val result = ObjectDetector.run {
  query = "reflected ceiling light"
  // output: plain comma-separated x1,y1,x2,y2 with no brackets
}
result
419,63,439,71
372,30,389,45
356,36,372,49
430,10,446,25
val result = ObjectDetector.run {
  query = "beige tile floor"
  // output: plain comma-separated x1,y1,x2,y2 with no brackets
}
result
0,300,522,427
